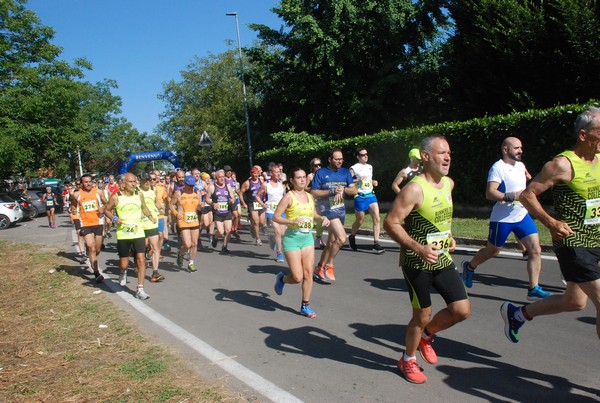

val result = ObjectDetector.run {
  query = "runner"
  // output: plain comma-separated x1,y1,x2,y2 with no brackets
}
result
75,174,108,283
191,168,205,249
69,180,86,263
392,148,423,194
383,136,470,384
104,174,120,235
311,148,357,282
153,169,168,260
224,166,242,239
307,158,325,249
348,147,384,253
103,172,155,300
200,172,215,245
273,167,330,318
461,137,552,300
170,174,202,271
256,165,287,262
41,186,56,228
501,107,600,342
139,171,165,282
239,167,266,246
210,169,236,254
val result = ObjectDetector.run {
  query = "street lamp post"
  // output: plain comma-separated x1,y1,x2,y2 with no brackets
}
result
226,11,253,169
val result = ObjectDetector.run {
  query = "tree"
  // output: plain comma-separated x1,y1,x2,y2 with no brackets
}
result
246,0,449,138
158,50,258,171
444,0,600,119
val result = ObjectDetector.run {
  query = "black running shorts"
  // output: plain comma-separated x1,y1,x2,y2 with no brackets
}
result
117,237,146,258
555,246,600,283
402,264,468,309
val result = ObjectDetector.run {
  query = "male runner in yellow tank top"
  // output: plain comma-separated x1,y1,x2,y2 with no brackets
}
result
502,106,600,343
384,136,470,384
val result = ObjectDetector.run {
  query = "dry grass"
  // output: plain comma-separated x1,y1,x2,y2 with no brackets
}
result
0,240,242,402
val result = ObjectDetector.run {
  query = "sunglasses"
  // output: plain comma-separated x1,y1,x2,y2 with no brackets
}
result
313,163,321,167
358,153,368,157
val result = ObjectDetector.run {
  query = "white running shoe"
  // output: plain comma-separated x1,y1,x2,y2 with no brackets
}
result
119,271,127,286
135,288,149,300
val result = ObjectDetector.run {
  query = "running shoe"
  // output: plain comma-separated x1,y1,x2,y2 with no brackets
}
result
105,231,112,239
256,239,263,246
300,304,317,318
163,241,171,251
93,271,104,284
275,252,284,263
221,245,231,255
527,285,552,301
313,264,331,284
118,271,127,286
373,242,385,253
211,236,218,248
348,234,357,251
323,264,335,281
418,337,437,364
461,260,474,288
150,271,165,282
135,288,150,300
274,272,285,295
188,263,197,272
398,357,427,384
176,250,184,268
500,301,525,343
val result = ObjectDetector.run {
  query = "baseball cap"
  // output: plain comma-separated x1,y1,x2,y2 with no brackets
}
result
201,172,211,180
223,165,232,171
408,148,421,160
184,175,196,186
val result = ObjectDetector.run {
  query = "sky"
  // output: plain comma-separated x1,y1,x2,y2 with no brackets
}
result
26,0,282,135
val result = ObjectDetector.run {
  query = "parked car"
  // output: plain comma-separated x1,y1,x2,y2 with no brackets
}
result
7,191,37,219
0,193,24,229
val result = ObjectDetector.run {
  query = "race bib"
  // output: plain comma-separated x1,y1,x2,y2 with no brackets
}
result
46,200,54,206
329,196,344,210
584,198,600,225
361,181,373,189
426,230,452,254
184,212,198,223
121,222,138,233
297,216,314,233
270,202,279,211
253,201,263,210
81,200,98,212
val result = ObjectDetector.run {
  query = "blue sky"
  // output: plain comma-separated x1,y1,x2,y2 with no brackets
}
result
26,0,282,135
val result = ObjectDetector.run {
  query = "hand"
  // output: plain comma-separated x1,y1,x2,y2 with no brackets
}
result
177,213,183,221
448,237,456,253
549,219,573,239
417,244,440,265
150,217,157,224
372,180,378,187
322,217,330,227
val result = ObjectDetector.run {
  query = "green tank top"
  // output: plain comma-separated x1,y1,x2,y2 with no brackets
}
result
400,176,454,271
139,186,159,230
115,191,145,240
552,150,600,248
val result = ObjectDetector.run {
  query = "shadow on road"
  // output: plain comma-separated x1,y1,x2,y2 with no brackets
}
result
213,288,299,316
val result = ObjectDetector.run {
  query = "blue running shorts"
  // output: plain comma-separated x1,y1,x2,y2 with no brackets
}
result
354,193,377,212
488,214,538,247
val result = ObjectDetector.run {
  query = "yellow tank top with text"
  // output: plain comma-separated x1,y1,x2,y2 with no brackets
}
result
286,191,315,233
115,191,145,240
139,186,159,230
552,150,600,248
400,176,454,270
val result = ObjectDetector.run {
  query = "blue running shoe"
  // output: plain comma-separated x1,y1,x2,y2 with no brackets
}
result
300,304,317,318
527,285,552,301
500,301,525,343
461,260,474,288
274,272,285,295
275,252,284,263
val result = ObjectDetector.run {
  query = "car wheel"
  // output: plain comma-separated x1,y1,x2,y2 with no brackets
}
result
0,214,10,230
29,207,39,219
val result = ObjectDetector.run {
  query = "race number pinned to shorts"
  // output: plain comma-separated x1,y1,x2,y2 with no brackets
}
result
253,202,263,210
584,198,600,225
426,230,452,254
217,202,228,211
297,216,313,233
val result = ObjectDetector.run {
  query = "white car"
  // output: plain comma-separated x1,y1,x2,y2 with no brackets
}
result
0,193,24,230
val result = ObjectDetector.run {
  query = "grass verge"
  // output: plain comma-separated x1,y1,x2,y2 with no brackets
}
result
0,240,239,402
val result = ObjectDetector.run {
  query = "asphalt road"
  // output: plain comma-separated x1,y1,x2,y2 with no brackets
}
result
2,213,599,402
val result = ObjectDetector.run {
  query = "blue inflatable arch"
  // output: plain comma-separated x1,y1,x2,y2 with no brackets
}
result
118,150,181,175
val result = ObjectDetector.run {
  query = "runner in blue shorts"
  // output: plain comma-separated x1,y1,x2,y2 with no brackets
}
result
462,137,552,301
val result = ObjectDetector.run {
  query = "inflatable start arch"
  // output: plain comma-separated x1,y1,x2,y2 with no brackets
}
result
118,150,181,175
